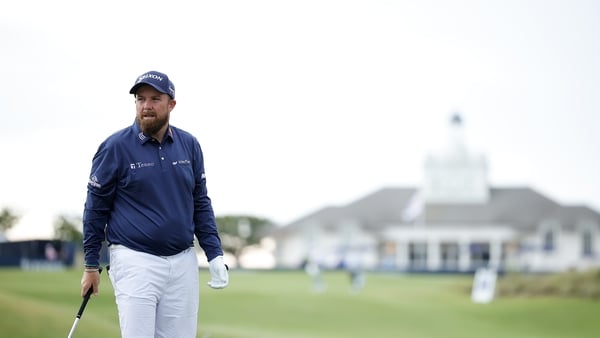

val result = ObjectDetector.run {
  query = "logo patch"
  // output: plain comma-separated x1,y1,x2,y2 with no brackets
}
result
130,162,155,169
88,175,102,188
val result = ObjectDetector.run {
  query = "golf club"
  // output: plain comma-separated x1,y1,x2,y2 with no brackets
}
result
67,266,103,338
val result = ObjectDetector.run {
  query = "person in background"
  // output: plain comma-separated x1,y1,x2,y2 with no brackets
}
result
304,253,326,293
80,70,228,338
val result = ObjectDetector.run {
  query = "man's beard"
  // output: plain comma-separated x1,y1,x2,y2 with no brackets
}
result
137,114,169,136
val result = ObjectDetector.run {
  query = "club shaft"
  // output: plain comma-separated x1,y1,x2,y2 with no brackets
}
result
68,266,102,337
67,318,80,338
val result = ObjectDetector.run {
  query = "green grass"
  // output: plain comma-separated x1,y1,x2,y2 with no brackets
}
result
0,269,598,338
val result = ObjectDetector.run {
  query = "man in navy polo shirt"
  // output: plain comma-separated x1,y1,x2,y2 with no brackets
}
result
80,70,228,338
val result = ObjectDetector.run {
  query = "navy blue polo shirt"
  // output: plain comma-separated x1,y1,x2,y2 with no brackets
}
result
83,122,223,267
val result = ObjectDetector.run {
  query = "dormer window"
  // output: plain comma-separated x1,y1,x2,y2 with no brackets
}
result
540,220,560,253
543,230,555,252
582,230,593,257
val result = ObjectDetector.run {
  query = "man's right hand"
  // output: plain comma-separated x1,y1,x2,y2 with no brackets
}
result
80,268,101,297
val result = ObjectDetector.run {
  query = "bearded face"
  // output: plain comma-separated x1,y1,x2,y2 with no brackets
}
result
133,85,176,140
137,111,169,136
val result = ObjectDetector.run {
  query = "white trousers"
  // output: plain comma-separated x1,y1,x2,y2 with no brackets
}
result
108,245,199,338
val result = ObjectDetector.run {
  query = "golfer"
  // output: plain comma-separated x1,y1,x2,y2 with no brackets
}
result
80,70,229,338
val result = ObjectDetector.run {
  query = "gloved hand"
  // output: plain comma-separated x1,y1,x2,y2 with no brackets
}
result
207,255,229,289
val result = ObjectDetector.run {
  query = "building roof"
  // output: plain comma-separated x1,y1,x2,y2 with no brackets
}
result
272,186,600,236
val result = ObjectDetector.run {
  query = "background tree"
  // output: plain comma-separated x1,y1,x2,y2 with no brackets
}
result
0,207,20,234
53,214,83,243
215,215,275,263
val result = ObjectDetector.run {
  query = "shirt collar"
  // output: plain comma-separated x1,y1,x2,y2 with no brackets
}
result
165,127,174,142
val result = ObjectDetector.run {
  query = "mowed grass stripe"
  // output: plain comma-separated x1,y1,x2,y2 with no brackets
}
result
0,288,120,338
1,269,600,338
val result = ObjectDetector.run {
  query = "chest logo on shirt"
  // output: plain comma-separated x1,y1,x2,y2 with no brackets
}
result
130,162,155,169
171,159,191,166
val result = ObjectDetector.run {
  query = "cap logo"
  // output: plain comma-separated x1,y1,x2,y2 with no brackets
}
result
137,73,164,83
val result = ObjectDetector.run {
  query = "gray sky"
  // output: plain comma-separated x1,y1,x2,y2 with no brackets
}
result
2,0,599,239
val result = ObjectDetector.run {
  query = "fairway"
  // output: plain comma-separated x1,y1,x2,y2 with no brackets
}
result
0,269,598,338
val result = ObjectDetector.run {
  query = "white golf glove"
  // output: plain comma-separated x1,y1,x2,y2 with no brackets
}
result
207,255,229,289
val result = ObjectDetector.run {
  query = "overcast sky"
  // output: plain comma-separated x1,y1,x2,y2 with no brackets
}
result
1,0,599,240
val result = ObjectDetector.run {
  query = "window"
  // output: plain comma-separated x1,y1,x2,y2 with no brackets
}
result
543,230,555,252
379,241,397,270
440,242,459,271
582,230,594,257
539,220,560,253
409,242,427,271
470,242,490,269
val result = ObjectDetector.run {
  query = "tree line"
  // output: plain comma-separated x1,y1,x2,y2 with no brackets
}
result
0,207,274,262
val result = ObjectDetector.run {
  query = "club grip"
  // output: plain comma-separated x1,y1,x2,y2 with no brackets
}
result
78,266,103,317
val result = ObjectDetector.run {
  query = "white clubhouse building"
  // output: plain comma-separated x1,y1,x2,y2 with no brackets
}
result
272,115,600,273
